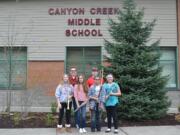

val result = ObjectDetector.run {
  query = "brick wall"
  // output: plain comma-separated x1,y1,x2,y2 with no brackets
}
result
27,61,64,96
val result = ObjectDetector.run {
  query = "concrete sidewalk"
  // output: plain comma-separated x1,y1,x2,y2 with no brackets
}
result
0,126,180,135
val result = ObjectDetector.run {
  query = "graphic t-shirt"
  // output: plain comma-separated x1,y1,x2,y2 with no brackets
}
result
103,82,120,106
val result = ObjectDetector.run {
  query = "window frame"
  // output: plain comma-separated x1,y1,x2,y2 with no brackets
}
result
0,47,27,90
159,47,178,90
65,46,102,78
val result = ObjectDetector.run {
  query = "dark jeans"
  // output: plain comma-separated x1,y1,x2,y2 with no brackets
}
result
106,105,118,129
58,102,72,125
77,101,86,128
91,103,101,130
72,97,78,126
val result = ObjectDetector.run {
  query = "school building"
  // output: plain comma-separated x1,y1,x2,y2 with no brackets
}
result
0,0,179,112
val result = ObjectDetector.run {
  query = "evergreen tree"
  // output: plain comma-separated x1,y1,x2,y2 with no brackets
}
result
104,0,170,120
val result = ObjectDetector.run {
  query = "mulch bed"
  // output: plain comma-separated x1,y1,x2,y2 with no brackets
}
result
0,112,180,128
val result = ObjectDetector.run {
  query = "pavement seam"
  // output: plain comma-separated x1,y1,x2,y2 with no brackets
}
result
119,127,129,135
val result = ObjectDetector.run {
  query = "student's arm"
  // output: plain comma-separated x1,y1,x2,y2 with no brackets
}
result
75,98,80,108
89,96,98,101
74,85,80,108
100,85,107,102
55,85,62,109
110,89,121,96
88,86,98,101
110,83,122,96
56,98,61,109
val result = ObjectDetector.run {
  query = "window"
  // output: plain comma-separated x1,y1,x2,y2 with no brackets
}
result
66,47,101,78
0,47,27,90
159,48,177,88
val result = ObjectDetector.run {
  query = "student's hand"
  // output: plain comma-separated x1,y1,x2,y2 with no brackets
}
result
68,95,72,100
90,96,98,101
94,97,99,101
77,104,80,108
85,99,89,102
100,104,105,112
105,95,109,100
58,103,62,109
109,91,114,96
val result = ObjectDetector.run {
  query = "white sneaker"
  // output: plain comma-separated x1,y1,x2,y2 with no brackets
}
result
65,124,71,128
105,128,111,133
57,124,63,128
82,128,87,133
114,129,119,134
79,128,83,133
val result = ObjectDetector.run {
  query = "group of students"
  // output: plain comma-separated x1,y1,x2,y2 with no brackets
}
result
55,67,121,134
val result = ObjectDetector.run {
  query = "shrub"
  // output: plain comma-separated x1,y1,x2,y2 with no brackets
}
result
51,102,57,114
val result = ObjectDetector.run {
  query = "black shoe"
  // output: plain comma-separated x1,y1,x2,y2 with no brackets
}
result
91,128,95,132
97,128,101,132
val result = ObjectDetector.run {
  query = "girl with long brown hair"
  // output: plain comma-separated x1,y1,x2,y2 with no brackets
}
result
74,75,88,133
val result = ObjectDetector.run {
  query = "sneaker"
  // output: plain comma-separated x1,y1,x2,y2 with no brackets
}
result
65,124,71,128
91,128,95,132
79,128,83,133
57,124,63,128
82,128,87,133
105,128,111,133
114,129,119,134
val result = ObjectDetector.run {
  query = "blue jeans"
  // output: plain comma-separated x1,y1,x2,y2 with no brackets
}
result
72,97,78,126
91,103,101,130
77,101,86,128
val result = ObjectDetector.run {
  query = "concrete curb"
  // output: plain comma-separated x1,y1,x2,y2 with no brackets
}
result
0,126,180,135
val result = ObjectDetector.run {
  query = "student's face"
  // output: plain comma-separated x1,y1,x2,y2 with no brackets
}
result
79,76,84,83
70,70,77,76
92,71,98,77
63,75,69,82
107,76,113,83
95,78,100,85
